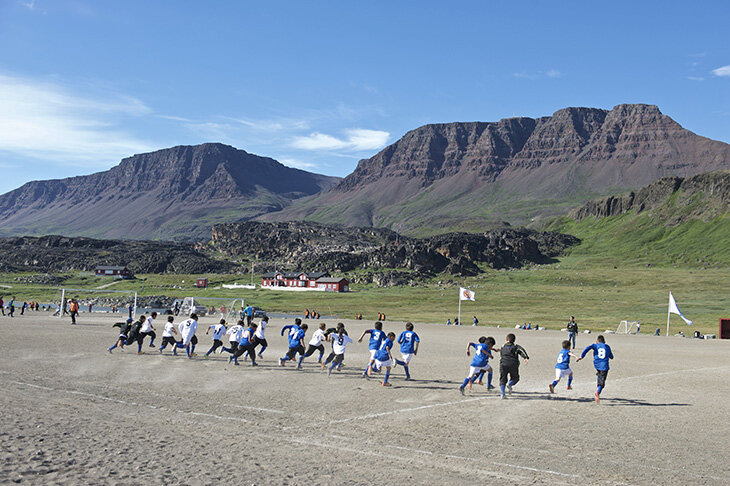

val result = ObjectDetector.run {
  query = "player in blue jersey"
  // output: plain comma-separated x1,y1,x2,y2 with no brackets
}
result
358,321,386,377
370,332,396,386
459,336,496,394
549,340,579,394
393,322,419,380
279,321,308,368
499,333,529,399
231,322,259,366
577,335,614,403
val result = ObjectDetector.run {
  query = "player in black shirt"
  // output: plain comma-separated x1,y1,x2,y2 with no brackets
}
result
107,318,133,353
499,333,529,399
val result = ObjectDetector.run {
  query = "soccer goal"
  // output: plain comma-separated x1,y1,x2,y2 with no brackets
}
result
176,296,242,320
617,320,640,334
54,288,138,318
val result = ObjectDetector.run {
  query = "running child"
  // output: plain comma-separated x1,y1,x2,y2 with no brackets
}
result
549,340,579,394
221,320,244,357
370,332,396,386
358,321,386,377
232,322,258,366
303,323,327,363
279,322,308,368
499,333,529,399
124,315,146,354
326,328,354,375
108,318,133,353
394,322,419,380
158,316,179,355
252,316,269,358
459,336,495,394
176,314,199,359
139,312,157,347
577,335,614,403
205,319,228,357
323,323,348,367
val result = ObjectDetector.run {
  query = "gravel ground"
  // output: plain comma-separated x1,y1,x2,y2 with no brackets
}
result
1,313,728,485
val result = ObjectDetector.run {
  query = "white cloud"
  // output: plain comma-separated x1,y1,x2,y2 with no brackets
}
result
0,73,154,166
291,129,389,152
712,65,730,77
546,69,562,78
687,76,705,82
279,158,318,170
512,69,562,80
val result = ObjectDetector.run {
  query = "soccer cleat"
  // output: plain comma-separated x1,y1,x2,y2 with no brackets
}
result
108,348,113,354
234,362,240,366
279,358,285,367
487,385,495,390
405,377,413,381
203,355,209,360
382,382,392,387
228,355,233,364
476,381,483,386
392,361,397,369
327,368,332,376
159,348,163,354
137,351,143,355
566,386,572,390
459,386,465,395
549,384,555,394
507,384,512,394
257,353,263,358
500,394,506,399
594,391,600,404
149,343,155,348
251,362,258,367
296,365,302,370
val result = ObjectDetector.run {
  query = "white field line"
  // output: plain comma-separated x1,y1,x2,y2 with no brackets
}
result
611,365,730,384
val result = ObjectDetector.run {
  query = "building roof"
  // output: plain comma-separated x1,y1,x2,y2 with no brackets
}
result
96,265,128,271
261,272,279,278
316,277,348,283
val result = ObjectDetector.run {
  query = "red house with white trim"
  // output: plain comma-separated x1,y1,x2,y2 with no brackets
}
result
261,271,348,292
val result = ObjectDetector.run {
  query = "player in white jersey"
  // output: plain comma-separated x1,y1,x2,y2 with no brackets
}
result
139,311,157,348
303,323,327,363
176,313,198,359
205,319,228,357
252,316,269,358
222,320,244,358
326,328,354,375
158,316,179,355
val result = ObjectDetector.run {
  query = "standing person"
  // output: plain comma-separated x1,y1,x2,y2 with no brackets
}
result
567,316,578,349
370,332,396,386
459,336,495,394
303,323,327,363
108,318,133,353
549,340,579,394
326,328,354,375
243,304,254,325
473,316,479,327
221,320,244,358
9,296,16,317
128,304,134,320
252,316,269,358
232,322,258,366
69,299,79,324
358,321,386,377
176,314,199,359
139,312,157,347
21,302,27,315
0,296,4,316
279,322,307,368
158,316,179,355
499,333,530,399
577,335,614,404
205,319,228,357
393,322,419,380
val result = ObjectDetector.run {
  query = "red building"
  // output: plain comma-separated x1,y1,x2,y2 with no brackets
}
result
261,271,348,292
314,277,349,292
95,265,133,278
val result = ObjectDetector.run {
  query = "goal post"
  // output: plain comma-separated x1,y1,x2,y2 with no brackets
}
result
617,320,640,334
55,288,138,318
177,296,243,320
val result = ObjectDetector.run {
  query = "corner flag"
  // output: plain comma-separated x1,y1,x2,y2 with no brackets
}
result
459,288,475,301
668,292,692,326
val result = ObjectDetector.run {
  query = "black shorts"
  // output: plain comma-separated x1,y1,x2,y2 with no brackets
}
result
227,342,239,354
499,363,520,386
596,369,609,388
332,353,345,366
253,337,268,348
286,345,305,360
161,336,177,346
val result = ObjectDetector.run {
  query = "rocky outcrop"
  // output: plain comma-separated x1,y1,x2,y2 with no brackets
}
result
264,104,730,232
0,235,238,274
570,170,730,223
0,143,340,241
211,221,578,277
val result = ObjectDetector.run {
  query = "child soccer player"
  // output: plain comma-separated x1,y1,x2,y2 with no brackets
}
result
577,335,614,403
304,323,327,363
232,322,258,366
205,319,228,357
459,337,495,394
358,321,386,377
279,322,308,368
327,328,354,375
323,323,348,369
176,314,199,359
222,320,244,358
499,333,529,399
253,316,269,358
549,340,579,394
371,332,396,386
108,318,133,353
394,322,419,380
139,312,157,347
158,316,179,355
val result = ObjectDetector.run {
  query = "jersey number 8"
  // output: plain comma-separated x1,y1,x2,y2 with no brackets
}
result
597,348,606,359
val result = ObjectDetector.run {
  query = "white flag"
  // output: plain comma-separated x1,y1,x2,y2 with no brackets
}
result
669,292,693,326
459,287,475,301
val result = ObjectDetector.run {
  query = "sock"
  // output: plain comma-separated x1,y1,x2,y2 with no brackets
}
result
551,380,558,387
508,380,514,387
567,376,573,387
206,347,214,356
318,352,323,362
395,359,406,366
259,345,267,355
281,355,289,363
329,361,337,370
137,342,142,353
191,344,196,354
221,346,230,353
478,370,486,382
159,344,165,351
500,385,506,395
108,343,117,351
364,363,371,374
404,365,410,379
297,356,304,367
470,375,478,383
487,371,493,387
461,377,470,388
176,342,185,348
383,370,390,384
597,385,604,395
186,345,192,358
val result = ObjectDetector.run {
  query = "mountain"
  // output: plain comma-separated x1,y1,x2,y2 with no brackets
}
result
0,143,340,241
262,104,730,235
548,170,730,266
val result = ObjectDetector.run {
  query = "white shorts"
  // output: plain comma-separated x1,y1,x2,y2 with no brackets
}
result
369,349,377,360
375,359,392,369
555,368,573,380
401,353,414,364
469,365,490,376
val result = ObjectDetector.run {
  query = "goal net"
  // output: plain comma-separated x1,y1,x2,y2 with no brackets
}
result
54,288,138,318
174,297,241,321
617,320,640,334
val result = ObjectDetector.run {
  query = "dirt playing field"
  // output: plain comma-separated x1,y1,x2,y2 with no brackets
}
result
1,313,728,485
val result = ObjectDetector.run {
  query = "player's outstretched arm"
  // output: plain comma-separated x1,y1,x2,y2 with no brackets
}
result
466,342,474,355
579,344,593,360
357,330,369,342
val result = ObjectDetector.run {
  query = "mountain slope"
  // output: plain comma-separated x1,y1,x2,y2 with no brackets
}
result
262,104,730,235
547,170,730,266
0,143,340,241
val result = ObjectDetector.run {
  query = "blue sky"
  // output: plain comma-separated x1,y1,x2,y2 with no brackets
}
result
0,0,729,194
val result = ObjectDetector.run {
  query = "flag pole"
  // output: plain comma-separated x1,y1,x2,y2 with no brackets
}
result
666,292,671,337
458,290,462,326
